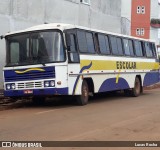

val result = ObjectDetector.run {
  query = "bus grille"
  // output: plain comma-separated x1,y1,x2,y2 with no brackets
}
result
17,81,43,89
4,67,55,82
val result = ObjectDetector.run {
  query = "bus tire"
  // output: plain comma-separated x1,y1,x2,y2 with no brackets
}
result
77,80,89,106
131,77,141,97
32,97,45,105
140,86,144,94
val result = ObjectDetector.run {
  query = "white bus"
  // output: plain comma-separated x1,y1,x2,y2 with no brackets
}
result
2,23,159,105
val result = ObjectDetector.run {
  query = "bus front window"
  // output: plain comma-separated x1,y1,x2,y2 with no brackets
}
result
6,31,65,66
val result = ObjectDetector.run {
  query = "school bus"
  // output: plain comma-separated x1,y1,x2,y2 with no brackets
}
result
2,23,159,105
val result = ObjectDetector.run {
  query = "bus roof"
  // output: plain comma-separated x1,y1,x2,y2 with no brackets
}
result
5,23,155,42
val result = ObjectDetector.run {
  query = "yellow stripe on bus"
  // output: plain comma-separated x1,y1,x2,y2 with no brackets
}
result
116,70,121,84
80,60,159,71
15,68,45,74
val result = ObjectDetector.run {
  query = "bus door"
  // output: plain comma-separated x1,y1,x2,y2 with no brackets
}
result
65,31,81,95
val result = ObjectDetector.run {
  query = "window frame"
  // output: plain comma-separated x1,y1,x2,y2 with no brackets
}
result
6,29,66,67
97,33,111,55
133,40,144,57
68,33,80,63
116,37,124,56
122,38,135,57
141,6,145,14
144,42,157,58
65,28,157,60
122,38,131,56
136,28,145,36
77,30,88,53
77,29,96,54
109,35,119,56
141,28,145,36
128,39,135,57
151,43,157,58
137,6,141,14
86,31,96,54
136,28,141,36
109,35,124,56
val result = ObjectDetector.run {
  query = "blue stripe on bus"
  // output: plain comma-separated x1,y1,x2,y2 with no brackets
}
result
72,62,92,95
4,66,55,82
143,71,159,87
4,88,68,97
98,78,130,93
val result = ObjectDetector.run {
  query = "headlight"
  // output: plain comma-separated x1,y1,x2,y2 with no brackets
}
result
50,81,55,87
6,83,16,90
44,80,55,87
11,84,16,89
6,84,11,90
44,81,49,87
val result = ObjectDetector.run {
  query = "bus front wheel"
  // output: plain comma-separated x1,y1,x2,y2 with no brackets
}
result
131,77,141,97
77,80,89,106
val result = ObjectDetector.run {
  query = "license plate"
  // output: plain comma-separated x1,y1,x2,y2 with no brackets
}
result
24,90,33,94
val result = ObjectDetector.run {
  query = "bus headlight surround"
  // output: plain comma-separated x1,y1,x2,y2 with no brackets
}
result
44,80,55,87
6,83,16,90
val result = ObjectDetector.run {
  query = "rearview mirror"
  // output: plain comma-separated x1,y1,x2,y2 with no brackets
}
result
0,35,4,40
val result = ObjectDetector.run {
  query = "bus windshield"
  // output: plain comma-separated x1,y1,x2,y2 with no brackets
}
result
6,30,65,66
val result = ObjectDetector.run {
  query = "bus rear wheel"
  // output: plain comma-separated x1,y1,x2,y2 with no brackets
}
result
77,80,89,106
131,77,141,97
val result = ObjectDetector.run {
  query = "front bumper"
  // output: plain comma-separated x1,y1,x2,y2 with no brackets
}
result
4,88,68,97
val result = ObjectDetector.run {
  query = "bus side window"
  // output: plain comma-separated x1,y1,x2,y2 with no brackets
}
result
97,34,110,55
145,42,153,58
86,32,95,54
134,40,143,57
68,34,80,63
109,36,119,55
123,39,130,56
128,40,135,56
123,39,135,57
116,37,123,56
77,30,95,54
141,41,147,57
151,43,157,57
77,30,87,53
109,36,123,56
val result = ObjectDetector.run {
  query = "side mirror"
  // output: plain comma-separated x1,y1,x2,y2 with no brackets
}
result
65,34,71,47
0,35,4,40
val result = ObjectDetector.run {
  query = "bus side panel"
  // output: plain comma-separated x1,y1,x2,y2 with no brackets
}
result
79,55,159,94
143,71,159,86
55,66,68,94
87,74,133,93
68,64,82,95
